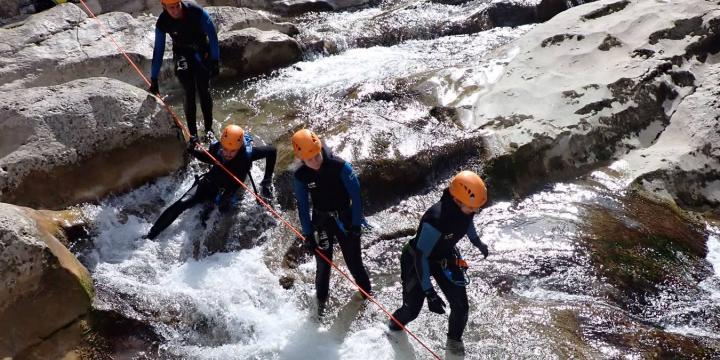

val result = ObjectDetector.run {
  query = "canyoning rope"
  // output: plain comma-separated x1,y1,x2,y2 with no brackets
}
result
76,2,442,358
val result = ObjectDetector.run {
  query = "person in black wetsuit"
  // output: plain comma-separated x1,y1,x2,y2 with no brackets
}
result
388,171,490,355
290,129,372,316
144,124,275,240
148,0,219,138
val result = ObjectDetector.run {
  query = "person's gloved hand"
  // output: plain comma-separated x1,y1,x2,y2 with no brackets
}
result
260,179,273,199
425,289,446,314
186,135,200,152
147,78,159,95
208,59,219,78
348,225,362,242
302,233,318,252
477,241,489,259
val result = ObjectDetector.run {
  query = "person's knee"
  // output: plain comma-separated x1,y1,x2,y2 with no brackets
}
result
449,297,469,316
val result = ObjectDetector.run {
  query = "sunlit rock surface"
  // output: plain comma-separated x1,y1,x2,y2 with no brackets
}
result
467,0,720,207
0,202,94,358
0,3,301,91
0,77,185,209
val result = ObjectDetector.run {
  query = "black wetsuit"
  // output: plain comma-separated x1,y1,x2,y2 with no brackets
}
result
292,147,372,305
146,139,276,240
151,1,219,136
391,189,485,341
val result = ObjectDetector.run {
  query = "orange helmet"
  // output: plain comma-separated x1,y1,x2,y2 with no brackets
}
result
291,129,322,160
160,0,181,5
449,170,487,209
220,125,244,151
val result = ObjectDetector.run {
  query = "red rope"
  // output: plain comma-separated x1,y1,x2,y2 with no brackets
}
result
76,2,442,358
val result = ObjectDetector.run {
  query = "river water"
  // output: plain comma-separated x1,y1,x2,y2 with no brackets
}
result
78,1,720,358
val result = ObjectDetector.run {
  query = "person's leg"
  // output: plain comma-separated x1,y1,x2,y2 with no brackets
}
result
314,226,334,313
390,248,425,329
146,180,212,239
195,62,213,134
434,267,469,342
175,55,198,137
335,221,372,296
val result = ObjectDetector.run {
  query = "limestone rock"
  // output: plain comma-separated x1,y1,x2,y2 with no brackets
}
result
219,28,302,77
0,202,94,357
0,77,185,209
467,0,720,205
0,3,301,91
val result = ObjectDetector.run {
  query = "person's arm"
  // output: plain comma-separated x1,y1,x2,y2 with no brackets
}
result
412,223,442,292
200,9,219,61
339,162,363,227
466,221,489,258
250,145,277,184
293,177,313,235
188,142,218,164
150,27,166,81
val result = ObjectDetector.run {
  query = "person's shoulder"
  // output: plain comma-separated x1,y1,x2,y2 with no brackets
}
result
156,12,169,28
293,163,309,177
423,199,443,222
184,1,205,15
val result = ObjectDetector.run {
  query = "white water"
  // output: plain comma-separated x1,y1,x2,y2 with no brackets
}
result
81,173,416,359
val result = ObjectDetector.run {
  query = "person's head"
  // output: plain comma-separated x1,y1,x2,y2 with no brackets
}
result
449,170,487,215
292,129,323,170
160,0,183,19
220,124,244,161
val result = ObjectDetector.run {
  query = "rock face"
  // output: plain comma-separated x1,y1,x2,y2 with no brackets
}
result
78,0,370,16
0,3,301,92
0,77,185,209
219,28,302,78
470,0,720,209
0,202,94,358
271,0,370,16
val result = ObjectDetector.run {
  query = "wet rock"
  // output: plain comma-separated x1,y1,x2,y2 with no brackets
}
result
73,309,160,359
219,28,302,78
448,0,593,38
0,202,94,358
282,236,309,269
470,0,720,203
272,0,370,16
581,191,710,311
579,304,720,358
622,62,720,211
279,275,295,289
0,77,185,209
0,4,301,91
205,6,299,36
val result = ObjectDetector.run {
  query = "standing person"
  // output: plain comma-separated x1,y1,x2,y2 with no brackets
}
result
144,124,276,240
148,0,220,138
388,171,490,355
291,129,372,316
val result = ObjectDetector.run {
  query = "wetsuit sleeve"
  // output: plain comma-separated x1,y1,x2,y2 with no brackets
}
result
200,9,219,61
293,177,313,235
413,222,442,292
250,145,277,183
466,222,483,248
339,162,363,226
150,27,166,80
189,142,218,164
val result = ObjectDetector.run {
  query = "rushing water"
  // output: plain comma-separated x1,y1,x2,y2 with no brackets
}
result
79,0,720,358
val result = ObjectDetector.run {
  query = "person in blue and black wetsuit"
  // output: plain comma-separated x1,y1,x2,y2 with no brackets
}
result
148,0,219,138
144,125,276,240
290,129,372,316
388,170,490,355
